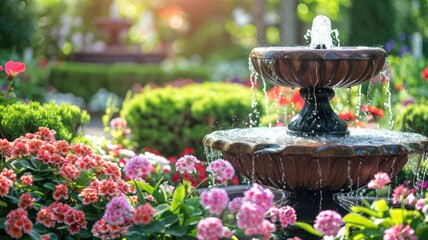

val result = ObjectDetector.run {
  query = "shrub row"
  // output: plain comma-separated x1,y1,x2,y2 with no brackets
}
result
120,82,264,157
0,101,90,142
48,62,211,102
395,102,428,137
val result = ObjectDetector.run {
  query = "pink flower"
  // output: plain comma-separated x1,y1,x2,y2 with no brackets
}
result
243,183,274,212
110,117,127,129
207,159,235,185
228,197,243,214
18,193,35,209
20,174,33,186
5,208,32,238
0,175,13,196
367,172,391,189
79,187,98,205
384,224,416,240
277,206,297,227
237,201,265,229
415,198,428,211
133,203,155,225
123,155,152,180
314,210,343,237
244,219,275,240
92,218,129,240
53,184,69,201
175,155,200,174
392,184,410,204
200,188,229,215
103,196,133,225
197,217,232,240
4,60,25,78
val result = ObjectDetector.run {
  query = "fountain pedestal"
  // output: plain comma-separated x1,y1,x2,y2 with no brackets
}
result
287,88,348,137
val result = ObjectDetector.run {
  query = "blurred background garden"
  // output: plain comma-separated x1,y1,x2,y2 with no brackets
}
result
1,0,428,158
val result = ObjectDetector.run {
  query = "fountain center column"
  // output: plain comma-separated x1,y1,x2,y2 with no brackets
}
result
287,87,349,137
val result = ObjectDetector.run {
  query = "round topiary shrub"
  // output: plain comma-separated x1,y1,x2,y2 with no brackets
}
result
0,101,90,142
395,103,428,137
121,82,264,157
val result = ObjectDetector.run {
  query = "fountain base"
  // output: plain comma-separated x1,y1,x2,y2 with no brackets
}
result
287,88,349,137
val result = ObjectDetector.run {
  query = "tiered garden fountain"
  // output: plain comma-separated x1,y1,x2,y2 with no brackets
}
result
203,15,428,226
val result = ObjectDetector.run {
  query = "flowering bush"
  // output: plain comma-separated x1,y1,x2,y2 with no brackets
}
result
0,126,299,239
298,172,428,239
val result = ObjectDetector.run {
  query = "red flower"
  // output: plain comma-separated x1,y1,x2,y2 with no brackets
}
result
4,60,25,78
421,66,428,81
267,86,304,110
133,203,155,225
361,105,384,118
338,111,357,121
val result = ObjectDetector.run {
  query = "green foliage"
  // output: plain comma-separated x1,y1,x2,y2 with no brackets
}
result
0,101,90,142
0,0,35,54
389,55,428,101
395,103,428,137
48,62,210,102
121,82,264,157
349,0,396,46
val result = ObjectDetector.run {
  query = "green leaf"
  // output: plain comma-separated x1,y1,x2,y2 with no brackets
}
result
132,181,154,194
77,229,93,238
30,157,42,171
171,185,185,214
0,217,5,229
135,221,165,233
372,199,389,214
293,222,322,237
18,159,36,171
0,200,7,207
416,225,428,239
154,203,171,217
351,206,382,218
75,171,91,187
160,214,180,227
343,213,378,228
43,182,56,191
164,225,187,237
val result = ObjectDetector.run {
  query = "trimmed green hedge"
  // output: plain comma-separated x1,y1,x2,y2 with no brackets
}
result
395,103,428,137
120,82,264,157
48,62,211,102
0,101,90,142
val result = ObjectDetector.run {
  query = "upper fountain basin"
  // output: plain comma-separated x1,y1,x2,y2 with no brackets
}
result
250,47,386,88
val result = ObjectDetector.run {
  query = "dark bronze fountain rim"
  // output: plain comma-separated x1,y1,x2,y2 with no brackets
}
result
250,46,387,60
203,127,428,158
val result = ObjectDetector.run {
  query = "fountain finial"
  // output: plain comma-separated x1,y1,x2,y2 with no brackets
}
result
310,15,333,49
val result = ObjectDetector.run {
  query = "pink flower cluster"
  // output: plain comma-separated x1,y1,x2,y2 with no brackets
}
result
123,155,152,180
384,224,416,240
175,155,200,174
207,158,235,185
314,210,343,237
92,218,130,240
228,197,243,213
78,179,135,204
196,217,232,240
368,172,391,189
133,203,155,225
236,184,276,239
103,196,133,225
18,193,35,209
5,208,32,238
37,202,87,235
200,188,229,215
268,205,297,227
53,184,69,201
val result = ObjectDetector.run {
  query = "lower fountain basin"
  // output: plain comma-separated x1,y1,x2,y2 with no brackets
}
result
203,127,428,193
